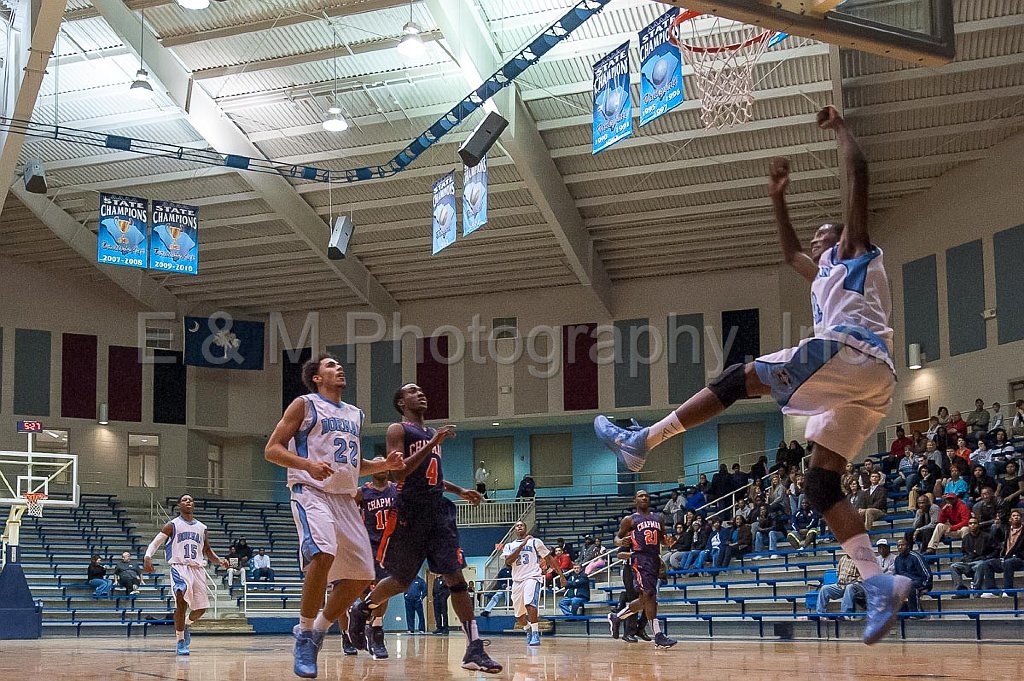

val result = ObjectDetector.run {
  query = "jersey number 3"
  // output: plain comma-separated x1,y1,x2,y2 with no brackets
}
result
333,438,358,466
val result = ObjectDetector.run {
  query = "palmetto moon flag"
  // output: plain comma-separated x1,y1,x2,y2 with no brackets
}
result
184,315,265,370
639,8,683,126
463,155,488,236
432,170,457,255
592,41,633,154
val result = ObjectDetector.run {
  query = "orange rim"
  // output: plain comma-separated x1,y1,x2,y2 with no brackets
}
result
668,9,775,54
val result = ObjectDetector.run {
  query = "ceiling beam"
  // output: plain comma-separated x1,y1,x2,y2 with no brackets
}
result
91,0,399,315
424,0,613,316
44,140,211,172
0,0,66,216
48,167,240,195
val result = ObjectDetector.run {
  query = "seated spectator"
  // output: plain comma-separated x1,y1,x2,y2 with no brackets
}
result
479,564,512,616
990,430,1015,473
936,406,951,427
727,515,753,559
224,546,246,586
847,477,867,511
767,473,789,514
997,461,1024,515
694,473,710,495
697,518,731,569
787,499,820,549
841,462,858,495
787,440,806,469
663,490,684,526
685,487,706,512
750,455,769,482
925,415,941,441
516,475,536,500
666,523,690,570
968,466,998,506
856,459,877,492
584,538,608,576
972,487,1000,530
950,516,999,596
965,398,991,438
910,495,940,551
911,430,928,454
774,440,789,472
545,546,572,586
578,536,598,565
730,463,751,500
894,538,932,613
947,412,968,440
925,493,972,554
114,551,144,595
233,538,253,566
751,505,788,556
788,472,806,515
1012,399,1024,437
709,464,731,507
931,427,952,458
989,402,1004,435
943,464,969,502
893,446,918,489
558,563,590,615
815,553,864,617
734,497,754,521
971,442,996,478
679,520,709,572
875,539,895,575
859,471,888,530
251,548,274,581
87,555,114,598
952,437,973,472
974,509,1024,597
884,427,914,474
908,463,940,511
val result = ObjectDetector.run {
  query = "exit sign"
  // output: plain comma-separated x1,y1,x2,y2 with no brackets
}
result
17,421,43,433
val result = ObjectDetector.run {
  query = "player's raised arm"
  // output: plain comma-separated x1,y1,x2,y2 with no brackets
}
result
144,523,173,573
504,536,531,566
264,397,333,481
444,480,483,505
769,157,817,283
362,450,405,475
819,106,870,259
391,423,456,482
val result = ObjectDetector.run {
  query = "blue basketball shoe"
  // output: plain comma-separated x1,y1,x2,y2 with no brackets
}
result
594,416,648,472
292,625,325,678
175,639,189,656
862,574,912,645
527,630,541,647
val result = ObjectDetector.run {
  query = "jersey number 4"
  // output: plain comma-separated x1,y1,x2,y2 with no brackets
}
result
333,438,359,466
426,457,439,486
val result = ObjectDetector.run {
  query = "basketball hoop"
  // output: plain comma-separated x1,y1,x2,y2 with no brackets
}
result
22,493,47,518
669,10,782,130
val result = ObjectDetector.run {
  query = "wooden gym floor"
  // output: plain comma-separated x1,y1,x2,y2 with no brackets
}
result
2,634,1022,680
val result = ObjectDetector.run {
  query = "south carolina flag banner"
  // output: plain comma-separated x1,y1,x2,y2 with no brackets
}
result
432,171,457,255
150,200,199,275
639,8,683,126
592,41,633,155
97,193,148,269
184,314,265,370
463,155,488,236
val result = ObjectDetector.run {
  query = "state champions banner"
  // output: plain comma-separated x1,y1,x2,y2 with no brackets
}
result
462,155,488,236
97,193,148,269
592,41,633,155
639,7,683,126
432,170,457,255
150,200,199,275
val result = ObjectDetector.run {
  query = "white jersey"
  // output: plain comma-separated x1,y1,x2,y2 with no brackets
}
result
166,516,207,567
287,393,364,496
502,538,549,581
812,244,894,371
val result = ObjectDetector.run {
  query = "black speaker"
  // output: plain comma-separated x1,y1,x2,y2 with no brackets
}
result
458,111,508,168
328,215,354,260
23,159,47,194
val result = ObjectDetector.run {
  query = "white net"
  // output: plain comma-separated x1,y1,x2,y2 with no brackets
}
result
673,15,777,130
23,494,46,518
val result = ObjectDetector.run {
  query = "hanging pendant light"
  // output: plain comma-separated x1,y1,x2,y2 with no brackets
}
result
322,27,348,132
397,1,424,58
130,9,155,100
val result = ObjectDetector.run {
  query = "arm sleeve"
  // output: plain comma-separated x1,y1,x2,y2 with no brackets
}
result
145,532,168,559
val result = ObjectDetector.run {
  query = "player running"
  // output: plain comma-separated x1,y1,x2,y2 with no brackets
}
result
595,106,911,645
502,521,566,646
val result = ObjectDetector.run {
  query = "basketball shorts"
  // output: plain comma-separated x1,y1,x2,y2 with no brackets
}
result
379,496,463,585
630,553,660,596
170,564,209,611
369,539,389,582
290,484,375,583
511,577,544,617
754,337,894,461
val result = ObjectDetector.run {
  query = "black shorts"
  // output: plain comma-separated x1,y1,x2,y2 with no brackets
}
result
630,553,659,596
380,497,463,585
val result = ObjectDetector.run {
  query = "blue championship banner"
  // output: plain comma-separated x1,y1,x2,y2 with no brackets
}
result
463,155,488,236
639,8,683,127
184,314,265,370
432,170,457,254
150,200,199,275
97,193,148,269
592,41,633,155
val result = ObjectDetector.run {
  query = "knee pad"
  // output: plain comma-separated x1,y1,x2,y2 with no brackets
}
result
804,467,845,514
708,363,750,408
448,581,469,594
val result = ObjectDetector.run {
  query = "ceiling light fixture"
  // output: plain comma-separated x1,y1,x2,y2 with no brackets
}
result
322,26,348,132
130,9,155,100
176,0,211,10
397,1,425,59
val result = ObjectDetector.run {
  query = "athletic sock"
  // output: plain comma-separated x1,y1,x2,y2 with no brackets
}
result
841,533,882,580
462,620,479,643
313,614,333,632
299,616,315,631
646,412,685,450
651,619,662,635
176,630,185,642
616,606,632,619
529,622,539,633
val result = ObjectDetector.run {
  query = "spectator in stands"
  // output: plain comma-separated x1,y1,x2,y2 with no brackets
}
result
925,416,941,441
975,509,1024,598
815,553,863,617
87,555,114,598
893,445,918,489
969,466,998,505
936,406,951,426
786,440,805,469
685,486,706,512
908,463,940,511
431,573,449,634
666,523,691,570
663,490,684,526
840,462,858,495
856,459,877,491
788,471,806,515
971,442,996,478
697,518,731,570
677,520,707,571
730,463,750,499
546,547,572,586
847,477,867,512
114,551,144,595
950,516,999,597
251,548,274,582
912,430,929,454
579,536,598,565
404,574,427,633
859,471,888,530
991,430,1015,474
884,427,914,474
750,455,769,482
952,437,972,471
997,461,1024,515
584,539,608,576
894,538,932,614
965,398,991,439
734,498,754,522
516,475,536,500
911,495,940,552
767,472,789,514
943,464,969,502
727,516,753,560
475,461,489,498
558,563,590,615
932,426,952,457
709,464,731,508
787,499,821,549
695,473,710,495
926,493,972,554
752,506,787,556
223,546,245,586
1012,400,1024,437
972,487,1000,531
774,440,789,472
875,539,895,575
233,538,253,567
479,564,512,616
948,412,968,440
989,403,1004,435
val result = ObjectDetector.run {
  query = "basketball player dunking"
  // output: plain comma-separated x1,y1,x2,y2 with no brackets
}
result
143,493,229,656
347,383,502,673
607,490,676,649
596,107,911,644
264,353,404,678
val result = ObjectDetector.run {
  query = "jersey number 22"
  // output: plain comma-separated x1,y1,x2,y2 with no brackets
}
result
334,438,358,465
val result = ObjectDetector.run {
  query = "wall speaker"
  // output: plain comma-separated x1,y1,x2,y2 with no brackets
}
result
328,215,354,260
23,159,47,194
458,111,509,168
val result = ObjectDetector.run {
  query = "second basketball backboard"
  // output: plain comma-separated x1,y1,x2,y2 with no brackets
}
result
655,0,955,65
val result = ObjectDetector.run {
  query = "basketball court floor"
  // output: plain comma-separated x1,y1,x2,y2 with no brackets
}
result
3,635,1022,680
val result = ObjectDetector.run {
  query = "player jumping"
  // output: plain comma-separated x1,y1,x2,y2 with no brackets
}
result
347,382,502,673
502,521,565,646
595,106,911,645
607,490,676,649
143,493,229,656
